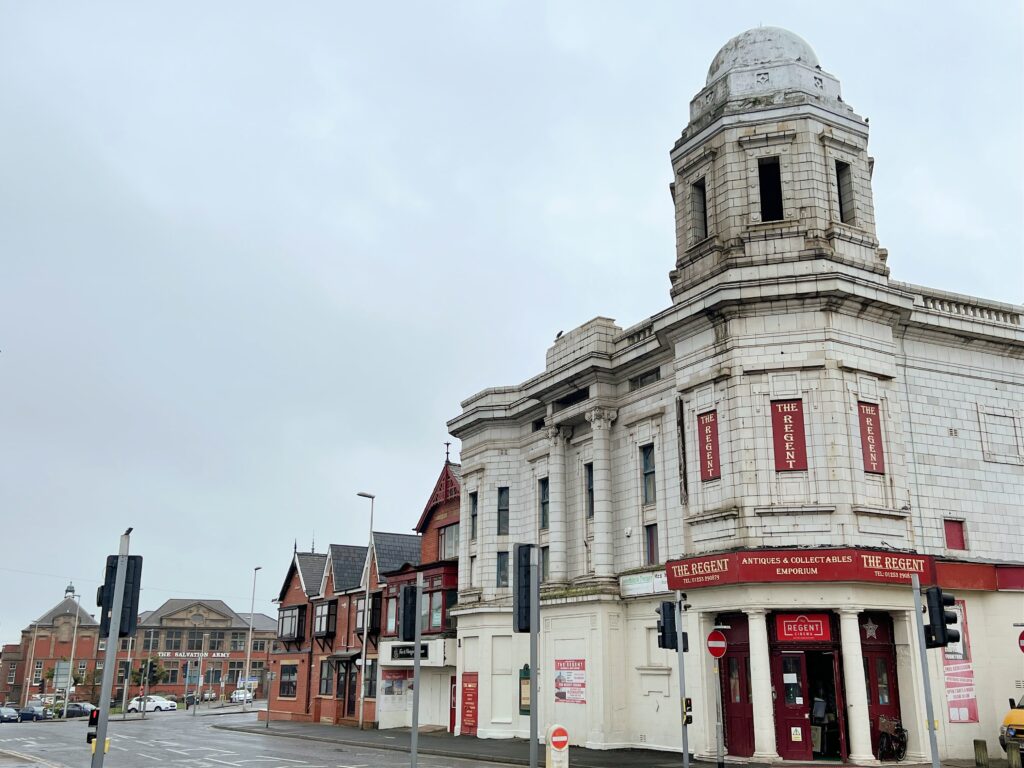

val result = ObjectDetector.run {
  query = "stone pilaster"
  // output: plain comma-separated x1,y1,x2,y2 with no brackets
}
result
585,408,617,577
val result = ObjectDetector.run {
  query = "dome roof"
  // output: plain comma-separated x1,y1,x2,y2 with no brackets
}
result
706,27,819,85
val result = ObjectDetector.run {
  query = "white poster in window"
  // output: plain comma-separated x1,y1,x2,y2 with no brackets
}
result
554,659,586,704
379,669,411,712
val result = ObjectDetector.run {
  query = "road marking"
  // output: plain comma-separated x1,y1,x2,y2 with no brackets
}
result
137,753,161,760
205,759,243,767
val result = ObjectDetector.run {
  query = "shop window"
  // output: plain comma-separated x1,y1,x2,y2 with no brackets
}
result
538,478,549,530
497,487,510,535
319,660,333,696
496,551,509,587
279,664,297,698
944,519,967,550
758,156,783,221
641,444,656,505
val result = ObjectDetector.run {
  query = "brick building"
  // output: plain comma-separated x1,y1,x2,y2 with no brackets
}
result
0,587,277,707
267,532,420,727
0,584,102,707
447,26,1023,763
377,461,461,732
110,599,277,702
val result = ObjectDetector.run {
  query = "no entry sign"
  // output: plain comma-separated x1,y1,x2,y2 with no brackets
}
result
707,630,728,658
550,724,569,751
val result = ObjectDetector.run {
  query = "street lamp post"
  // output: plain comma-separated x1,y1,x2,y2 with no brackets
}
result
242,566,262,713
62,587,82,720
356,491,375,730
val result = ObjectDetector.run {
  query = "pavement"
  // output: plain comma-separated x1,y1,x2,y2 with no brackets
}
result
214,719,1013,768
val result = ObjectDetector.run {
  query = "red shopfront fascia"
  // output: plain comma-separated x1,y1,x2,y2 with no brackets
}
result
666,548,937,591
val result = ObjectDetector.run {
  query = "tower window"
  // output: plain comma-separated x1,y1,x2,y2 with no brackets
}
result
758,156,783,221
691,177,708,241
835,160,854,224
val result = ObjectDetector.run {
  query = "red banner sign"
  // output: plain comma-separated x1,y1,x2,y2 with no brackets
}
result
666,548,935,590
775,613,832,642
771,400,807,471
858,402,885,474
698,410,721,481
460,672,478,736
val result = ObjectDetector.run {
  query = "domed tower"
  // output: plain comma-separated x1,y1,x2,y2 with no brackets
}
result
669,27,886,300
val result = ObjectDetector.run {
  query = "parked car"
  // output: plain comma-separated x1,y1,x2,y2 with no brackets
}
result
201,690,217,701
57,703,92,718
229,689,253,704
126,695,177,713
0,707,19,723
18,706,48,722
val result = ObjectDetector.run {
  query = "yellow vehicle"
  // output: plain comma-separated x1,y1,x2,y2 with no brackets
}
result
1001,695,1024,753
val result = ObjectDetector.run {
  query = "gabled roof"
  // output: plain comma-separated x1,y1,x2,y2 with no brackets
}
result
374,531,422,577
414,462,462,533
276,551,329,603
33,597,98,628
138,599,242,627
325,544,368,594
237,613,277,632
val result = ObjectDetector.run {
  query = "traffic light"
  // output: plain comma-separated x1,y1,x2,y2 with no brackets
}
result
512,544,534,633
656,601,677,650
398,584,418,642
96,555,144,638
924,586,960,648
86,707,99,743
684,697,693,725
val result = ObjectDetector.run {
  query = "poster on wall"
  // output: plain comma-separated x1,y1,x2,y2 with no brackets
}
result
379,669,411,712
554,659,586,704
942,600,978,723
461,672,478,736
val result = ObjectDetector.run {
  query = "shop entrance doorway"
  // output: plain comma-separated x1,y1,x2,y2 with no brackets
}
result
770,613,848,762
716,613,754,757
859,612,901,758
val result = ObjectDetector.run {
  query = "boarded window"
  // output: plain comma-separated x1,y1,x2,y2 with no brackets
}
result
944,519,966,550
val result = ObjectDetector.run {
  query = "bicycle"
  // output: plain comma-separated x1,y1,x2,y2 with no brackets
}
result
878,715,908,761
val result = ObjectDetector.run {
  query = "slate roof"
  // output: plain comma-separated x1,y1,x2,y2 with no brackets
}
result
33,597,98,627
374,531,422,577
296,552,329,596
329,544,368,593
237,612,277,632
138,599,242,627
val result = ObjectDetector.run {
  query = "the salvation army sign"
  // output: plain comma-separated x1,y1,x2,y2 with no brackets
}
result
666,548,936,590
775,613,832,642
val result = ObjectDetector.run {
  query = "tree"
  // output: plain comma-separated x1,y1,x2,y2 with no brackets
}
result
130,656,168,687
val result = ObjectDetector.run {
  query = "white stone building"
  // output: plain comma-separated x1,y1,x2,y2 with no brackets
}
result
447,27,1024,764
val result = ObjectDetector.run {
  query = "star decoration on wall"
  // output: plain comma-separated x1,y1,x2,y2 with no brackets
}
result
861,618,879,639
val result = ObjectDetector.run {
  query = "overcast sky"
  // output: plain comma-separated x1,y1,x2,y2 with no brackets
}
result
1,2,1021,643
